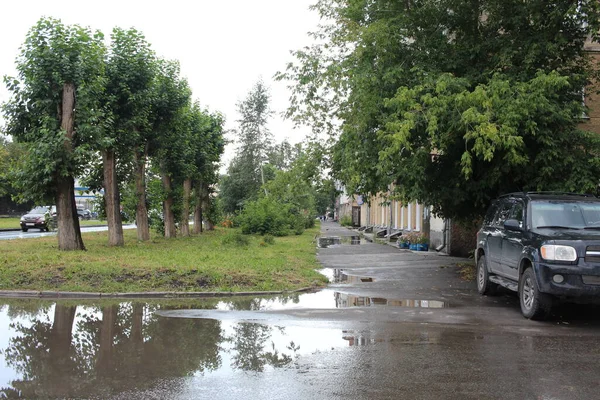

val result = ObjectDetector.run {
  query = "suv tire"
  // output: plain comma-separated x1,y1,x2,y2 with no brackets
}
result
519,267,552,320
21,228,28,232
477,255,498,295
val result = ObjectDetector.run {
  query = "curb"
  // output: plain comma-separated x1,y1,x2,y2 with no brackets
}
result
0,287,318,300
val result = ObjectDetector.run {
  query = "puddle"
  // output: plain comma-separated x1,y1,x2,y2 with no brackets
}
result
212,289,448,310
0,300,356,398
319,268,375,283
318,236,365,248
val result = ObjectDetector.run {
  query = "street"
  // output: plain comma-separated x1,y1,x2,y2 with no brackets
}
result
0,224,137,240
1,221,600,399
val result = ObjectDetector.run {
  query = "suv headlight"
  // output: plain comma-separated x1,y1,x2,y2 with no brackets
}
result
540,245,577,262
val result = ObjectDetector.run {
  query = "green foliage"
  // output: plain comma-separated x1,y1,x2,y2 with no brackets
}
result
280,0,600,221
237,197,291,236
3,17,106,205
339,215,352,227
262,234,275,245
221,231,250,247
220,80,273,214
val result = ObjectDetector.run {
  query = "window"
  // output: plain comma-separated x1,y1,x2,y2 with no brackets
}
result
492,200,513,227
510,201,524,228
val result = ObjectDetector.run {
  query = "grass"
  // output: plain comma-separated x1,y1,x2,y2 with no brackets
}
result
457,261,476,282
0,218,21,229
0,217,107,229
0,226,327,293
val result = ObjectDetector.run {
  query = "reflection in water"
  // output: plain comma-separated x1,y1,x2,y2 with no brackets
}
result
211,290,448,311
318,268,375,283
318,236,364,248
0,298,347,399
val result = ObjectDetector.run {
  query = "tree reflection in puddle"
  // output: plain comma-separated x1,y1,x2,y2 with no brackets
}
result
0,299,347,399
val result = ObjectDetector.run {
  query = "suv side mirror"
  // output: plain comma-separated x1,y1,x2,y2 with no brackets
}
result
504,219,523,232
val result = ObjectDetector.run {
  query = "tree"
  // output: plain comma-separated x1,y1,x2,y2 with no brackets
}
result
279,0,600,220
151,60,192,238
191,108,225,234
102,27,156,246
220,80,274,213
3,17,106,250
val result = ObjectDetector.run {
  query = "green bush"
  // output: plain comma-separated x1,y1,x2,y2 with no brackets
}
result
263,234,275,244
237,197,291,236
339,215,352,226
221,231,250,247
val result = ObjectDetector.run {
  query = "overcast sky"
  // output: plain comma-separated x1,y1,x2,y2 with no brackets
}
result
0,0,320,168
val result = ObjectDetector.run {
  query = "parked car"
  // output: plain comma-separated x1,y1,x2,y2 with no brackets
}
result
20,206,56,232
77,209,92,220
476,192,600,319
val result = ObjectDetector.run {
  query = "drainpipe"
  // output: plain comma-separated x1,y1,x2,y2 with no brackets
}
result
436,219,448,252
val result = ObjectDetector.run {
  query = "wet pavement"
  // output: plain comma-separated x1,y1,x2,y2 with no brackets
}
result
2,221,600,399
0,224,136,240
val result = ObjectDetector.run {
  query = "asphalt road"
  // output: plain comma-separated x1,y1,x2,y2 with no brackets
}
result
155,221,600,400
0,223,136,240
2,221,600,399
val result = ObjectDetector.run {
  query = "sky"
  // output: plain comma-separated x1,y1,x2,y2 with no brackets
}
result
0,0,321,168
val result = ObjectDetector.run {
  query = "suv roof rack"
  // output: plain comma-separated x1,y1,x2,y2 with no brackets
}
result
501,191,596,198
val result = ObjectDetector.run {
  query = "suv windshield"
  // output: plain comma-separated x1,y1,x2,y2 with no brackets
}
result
28,206,49,214
531,201,600,229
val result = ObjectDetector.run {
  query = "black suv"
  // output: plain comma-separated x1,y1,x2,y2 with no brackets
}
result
476,192,600,320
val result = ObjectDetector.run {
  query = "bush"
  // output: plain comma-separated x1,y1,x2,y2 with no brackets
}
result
221,231,250,247
339,215,352,226
263,234,275,245
237,197,291,236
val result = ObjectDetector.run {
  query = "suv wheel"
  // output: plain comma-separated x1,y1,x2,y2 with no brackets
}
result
477,255,498,295
519,267,552,320
21,228,28,232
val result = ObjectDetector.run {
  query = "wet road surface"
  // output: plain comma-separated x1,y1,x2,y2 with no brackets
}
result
0,224,136,240
1,221,600,399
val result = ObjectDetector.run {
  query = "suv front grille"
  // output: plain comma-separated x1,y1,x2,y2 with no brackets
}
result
585,245,600,263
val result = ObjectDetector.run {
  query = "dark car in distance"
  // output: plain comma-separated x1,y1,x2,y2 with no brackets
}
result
77,209,92,220
476,192,600,319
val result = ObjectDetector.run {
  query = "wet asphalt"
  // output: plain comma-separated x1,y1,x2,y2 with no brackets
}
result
2,221,600,399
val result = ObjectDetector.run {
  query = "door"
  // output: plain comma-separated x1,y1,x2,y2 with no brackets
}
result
487,200,513,274
352,206,361,227
501,200,525,280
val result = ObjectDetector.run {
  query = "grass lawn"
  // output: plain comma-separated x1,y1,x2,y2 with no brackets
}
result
0,226,327,293
0,218,21,229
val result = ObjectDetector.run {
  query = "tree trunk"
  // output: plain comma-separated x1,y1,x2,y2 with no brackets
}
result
49,304,76,358
161,169,176,238
134,147,150,241
203,188,214,231
56,83,85,251
193,181,203,234
97,305,118,375
180,178,191,236
103,149,124,246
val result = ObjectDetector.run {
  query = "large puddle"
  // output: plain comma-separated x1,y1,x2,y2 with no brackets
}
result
0,298,358,399
0,293,448,398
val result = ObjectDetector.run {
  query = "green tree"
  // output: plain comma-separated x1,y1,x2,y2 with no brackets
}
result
279,0,600,220
150,59,191,238
3,17,106,250
102,27,156,246
220,79,274,214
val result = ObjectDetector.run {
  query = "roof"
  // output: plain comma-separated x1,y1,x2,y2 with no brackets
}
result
500,192,599,202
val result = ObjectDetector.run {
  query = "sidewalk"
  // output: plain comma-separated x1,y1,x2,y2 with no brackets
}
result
317,220,478,309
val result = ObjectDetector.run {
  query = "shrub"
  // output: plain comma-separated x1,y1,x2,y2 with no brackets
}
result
221,231,250,247
339,215,352,226
263,234,275,245
237,197,291,236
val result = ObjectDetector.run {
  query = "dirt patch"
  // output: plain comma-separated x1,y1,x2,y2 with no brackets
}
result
457,262,476,282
